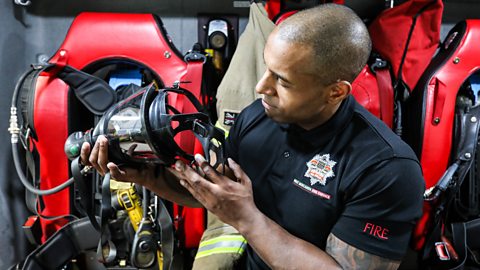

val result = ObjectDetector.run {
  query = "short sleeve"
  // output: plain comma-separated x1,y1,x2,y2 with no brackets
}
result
330,157,425,260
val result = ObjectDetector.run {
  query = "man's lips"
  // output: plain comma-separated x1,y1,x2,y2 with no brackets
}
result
262,99,274,110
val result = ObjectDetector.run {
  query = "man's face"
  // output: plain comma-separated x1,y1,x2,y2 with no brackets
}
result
255,31,337,130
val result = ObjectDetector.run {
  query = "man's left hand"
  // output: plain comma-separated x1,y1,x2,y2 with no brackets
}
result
175,154,257,230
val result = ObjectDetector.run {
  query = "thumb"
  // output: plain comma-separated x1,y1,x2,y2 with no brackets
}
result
107,162,127,181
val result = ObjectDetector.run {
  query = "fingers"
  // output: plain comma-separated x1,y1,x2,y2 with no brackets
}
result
228,158,252,187
80,141,92,166
97,138,110,173
175,160,210,203
86,135,109,175
194,154,222,184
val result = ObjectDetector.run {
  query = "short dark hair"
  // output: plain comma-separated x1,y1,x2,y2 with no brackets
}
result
276,4,372,85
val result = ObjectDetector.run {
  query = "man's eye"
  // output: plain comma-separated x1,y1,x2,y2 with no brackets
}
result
275,75,284,83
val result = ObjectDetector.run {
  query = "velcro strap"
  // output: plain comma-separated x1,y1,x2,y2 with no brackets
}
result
375,68,394,128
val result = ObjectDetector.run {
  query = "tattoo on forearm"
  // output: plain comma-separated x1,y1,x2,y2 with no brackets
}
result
326,234,400,270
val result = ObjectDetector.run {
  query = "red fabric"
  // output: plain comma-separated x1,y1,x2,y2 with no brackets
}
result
34,77,70,243
265,0,281,20
266,0,345,22
275,10,297,25
368,0,443,91
182,208,206,248
351,66,381,119
35,12,205,246
412,202,434,250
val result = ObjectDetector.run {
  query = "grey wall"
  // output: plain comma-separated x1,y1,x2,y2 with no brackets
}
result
0,2,31,269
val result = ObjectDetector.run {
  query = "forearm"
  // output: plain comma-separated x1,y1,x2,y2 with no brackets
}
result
237,210,341,270
141,166,202,208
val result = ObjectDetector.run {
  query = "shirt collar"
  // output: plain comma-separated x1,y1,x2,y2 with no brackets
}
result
283,95,355,151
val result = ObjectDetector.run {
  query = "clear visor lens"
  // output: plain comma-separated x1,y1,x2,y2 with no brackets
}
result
104,90,159,162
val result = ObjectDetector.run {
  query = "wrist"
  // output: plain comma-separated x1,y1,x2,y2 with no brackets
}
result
235,207,265,238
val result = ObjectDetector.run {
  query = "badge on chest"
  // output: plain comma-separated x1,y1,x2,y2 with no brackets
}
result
304,153,337,186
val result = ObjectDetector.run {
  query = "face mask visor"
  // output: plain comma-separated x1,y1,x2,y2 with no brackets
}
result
89,84,225,167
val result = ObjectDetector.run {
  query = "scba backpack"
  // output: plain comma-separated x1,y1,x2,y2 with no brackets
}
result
10,12,213,269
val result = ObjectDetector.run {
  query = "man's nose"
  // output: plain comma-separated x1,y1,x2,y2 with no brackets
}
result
255,71,275,96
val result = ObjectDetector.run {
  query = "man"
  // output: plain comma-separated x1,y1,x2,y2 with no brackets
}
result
82,4,424,269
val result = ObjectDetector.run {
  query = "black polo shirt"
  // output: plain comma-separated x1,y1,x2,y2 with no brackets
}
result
225,95,425,269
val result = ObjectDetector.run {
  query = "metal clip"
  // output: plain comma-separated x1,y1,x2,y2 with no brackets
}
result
385,0,394,9
80,165,93,175
20,127,32,151
172,80,192,89
435,242,451,261
14,0,31,6
370,57,388,74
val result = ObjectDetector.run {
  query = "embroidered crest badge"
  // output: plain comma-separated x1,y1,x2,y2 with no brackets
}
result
304,154,336,186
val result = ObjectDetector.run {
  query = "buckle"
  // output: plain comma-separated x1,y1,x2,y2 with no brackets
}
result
184,51,207,64
435,242,451,261
370,57,388,74
192,120,209,138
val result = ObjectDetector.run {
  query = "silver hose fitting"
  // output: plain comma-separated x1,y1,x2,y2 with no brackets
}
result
8,106,20,144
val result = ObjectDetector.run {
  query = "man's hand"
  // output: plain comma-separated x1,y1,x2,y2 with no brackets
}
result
80,135,150,186
80,135,201,207
175,154,258,229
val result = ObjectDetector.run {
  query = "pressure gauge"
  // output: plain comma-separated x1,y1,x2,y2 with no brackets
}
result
207,19,229,50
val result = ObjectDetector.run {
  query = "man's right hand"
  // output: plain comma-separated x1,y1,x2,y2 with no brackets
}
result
80,135,109,176
80,135,152,186
80,135,202,207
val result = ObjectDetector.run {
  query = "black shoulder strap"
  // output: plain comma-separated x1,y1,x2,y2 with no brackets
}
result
57,65,117,115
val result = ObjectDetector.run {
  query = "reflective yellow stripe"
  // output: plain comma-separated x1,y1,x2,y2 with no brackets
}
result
196,246,247,259
195,235,247,259
199,235,246,248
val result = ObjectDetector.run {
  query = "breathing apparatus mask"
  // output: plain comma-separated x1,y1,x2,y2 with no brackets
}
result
65,83,226,168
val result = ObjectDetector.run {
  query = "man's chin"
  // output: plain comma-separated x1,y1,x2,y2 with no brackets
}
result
264,110,288,124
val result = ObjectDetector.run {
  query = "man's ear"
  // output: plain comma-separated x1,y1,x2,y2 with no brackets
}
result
328,80,352,104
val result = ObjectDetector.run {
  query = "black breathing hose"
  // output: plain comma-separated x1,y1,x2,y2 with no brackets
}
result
9,65,74,196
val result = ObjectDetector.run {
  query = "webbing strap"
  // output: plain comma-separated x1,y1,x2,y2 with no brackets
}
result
96,172,113,263
19,217,100,270
195,235,247,259
183,61,204,103
71,157,100,231
375,68,394,128
450,222,467,270
158,198,174,270
25,149,37,214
